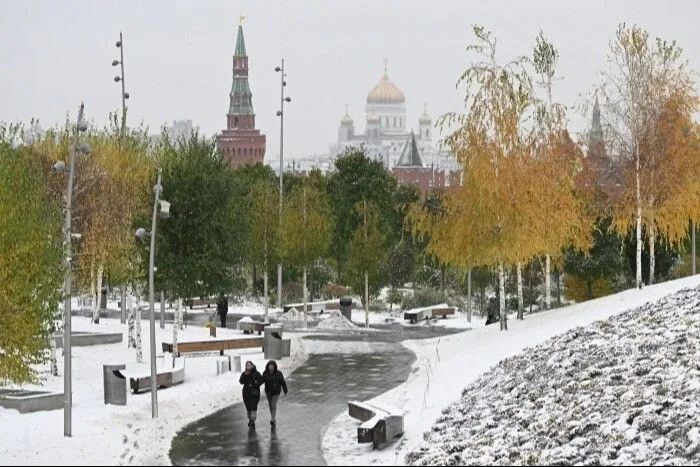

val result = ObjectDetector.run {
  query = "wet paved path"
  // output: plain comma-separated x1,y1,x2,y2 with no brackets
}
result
169,325,463,466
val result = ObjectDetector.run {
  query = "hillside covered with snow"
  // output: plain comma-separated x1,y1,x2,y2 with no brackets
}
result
406,286,700,466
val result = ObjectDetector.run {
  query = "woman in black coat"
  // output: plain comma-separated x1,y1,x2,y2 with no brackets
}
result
261,360,288,426
239,360,262,427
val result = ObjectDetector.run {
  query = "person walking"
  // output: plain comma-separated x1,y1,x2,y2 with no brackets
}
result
239,361,262,427
261,360,288,426
216,294,229,328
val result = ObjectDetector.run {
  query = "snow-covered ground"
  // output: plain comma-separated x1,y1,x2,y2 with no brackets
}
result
321,275,700,466
407,286,700,465
349,306,483,331
0,317,307,466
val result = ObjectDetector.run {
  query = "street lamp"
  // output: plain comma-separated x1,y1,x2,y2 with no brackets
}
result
54,103,91,437
113,32,130,136
135,168,169,418
275,59,291,308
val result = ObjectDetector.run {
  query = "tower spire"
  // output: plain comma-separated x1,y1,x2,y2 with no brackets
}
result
589,93,603,147
383,57,388,77
235,22,247,57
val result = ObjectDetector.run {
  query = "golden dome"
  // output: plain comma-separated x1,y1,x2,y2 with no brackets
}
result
419,103,432,124
367,74,405,104
341,104,353,125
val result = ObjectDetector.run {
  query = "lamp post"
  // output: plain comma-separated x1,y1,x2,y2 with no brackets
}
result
112,32,130,136
135,168,170,419
54,103,90,437
275,59,291,308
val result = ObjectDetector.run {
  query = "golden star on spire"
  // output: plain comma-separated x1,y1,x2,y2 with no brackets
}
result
239,15,245,25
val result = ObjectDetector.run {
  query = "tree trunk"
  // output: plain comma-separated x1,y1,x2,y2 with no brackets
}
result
467,268,472,323
49,324,58,376
120,286,127,324
303,267,308,329
635,145,643,289
92,263,104,324
587,281,593,300
173,298,181,362
160,290,165,329
545,255,552,310
516,262,524,320
440,265,445,297
135,297,143,363
528,263,534,314
364,271,369,328
556,270,562,306
498,263,507,331
649,223,656,285
127,293,135,348
263,261,269,323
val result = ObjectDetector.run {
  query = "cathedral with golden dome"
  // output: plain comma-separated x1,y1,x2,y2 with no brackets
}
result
329,59,440,170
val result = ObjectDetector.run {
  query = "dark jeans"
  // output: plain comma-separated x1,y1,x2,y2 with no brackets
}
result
243,391,260,420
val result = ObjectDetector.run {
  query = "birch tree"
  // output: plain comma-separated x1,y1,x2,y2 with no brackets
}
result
597,24,694,288
248,180,279,322
0,125,62,385
347,200,386,327
280,181,332,328
431,25,537,330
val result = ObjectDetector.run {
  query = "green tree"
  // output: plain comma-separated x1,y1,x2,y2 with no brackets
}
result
1,126,62,385
328,147,397,279
564,217,625,300
280,180,332,327
152,134,248,301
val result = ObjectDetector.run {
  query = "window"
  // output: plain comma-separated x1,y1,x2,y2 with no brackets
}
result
393,117,397,127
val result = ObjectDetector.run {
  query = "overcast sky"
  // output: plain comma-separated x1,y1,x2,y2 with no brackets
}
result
1,0,698,163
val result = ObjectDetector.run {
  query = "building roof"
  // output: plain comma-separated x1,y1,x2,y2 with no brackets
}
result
397,131,425,167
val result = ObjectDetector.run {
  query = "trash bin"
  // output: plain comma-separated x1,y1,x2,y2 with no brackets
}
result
264,325,284,359
103,364,127,405
339,297,353,321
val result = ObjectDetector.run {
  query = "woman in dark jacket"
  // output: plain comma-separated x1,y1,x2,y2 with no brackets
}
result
239,360,262,427
261,360,288,426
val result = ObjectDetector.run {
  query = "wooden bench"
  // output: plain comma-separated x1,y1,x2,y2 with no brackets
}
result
348,400,404,450
162,337,264,357
129,366,184,394
185,297,217,309
237,320,269,335
403,308,431,324
432,307,456,319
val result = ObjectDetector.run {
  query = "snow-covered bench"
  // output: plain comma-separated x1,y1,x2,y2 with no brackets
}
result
129,366,185,394
348,400,404,450
162,336,264,357
185,297,217,309
237,317,269,335
403,308,431,324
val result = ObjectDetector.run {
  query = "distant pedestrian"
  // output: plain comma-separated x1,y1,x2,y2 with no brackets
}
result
261,360,288,426
239,361,262,427
217,294,229,328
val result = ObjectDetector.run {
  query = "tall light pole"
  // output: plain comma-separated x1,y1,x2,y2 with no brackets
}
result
114,32,130,324
113,32,130,136
136,168,170,419
275,60,291,308
54,103,90,437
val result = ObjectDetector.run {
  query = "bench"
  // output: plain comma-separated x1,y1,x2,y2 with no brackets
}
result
185,297,217,309
348,400,404,450
431,307,456,319
237,320,269,335
162,337,265,357
403,308,431,324
129,366,184,394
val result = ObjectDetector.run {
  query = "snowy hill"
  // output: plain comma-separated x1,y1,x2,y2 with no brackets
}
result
406,286,700,466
